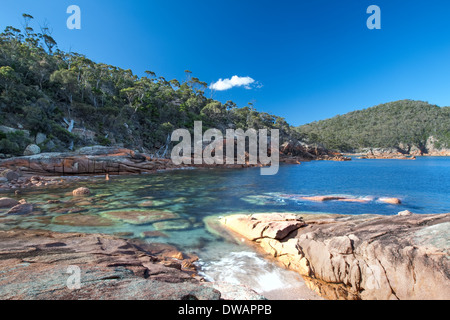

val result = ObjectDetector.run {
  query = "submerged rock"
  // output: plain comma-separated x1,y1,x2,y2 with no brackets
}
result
0,197,19,209
203,282,266,300
138,200,154,207
301,195,369,203
153,219,192,231
101,209,178,225
140,231,169,238
52,214,116,227
47,199,62,204
7,203,33,215
74,200,93,206
301,195,347,202
240,195,284,206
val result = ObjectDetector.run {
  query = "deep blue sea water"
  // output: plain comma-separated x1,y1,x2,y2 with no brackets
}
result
127,156,450,217
1,157,449,298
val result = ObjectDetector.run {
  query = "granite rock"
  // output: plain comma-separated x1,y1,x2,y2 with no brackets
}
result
221,212,450,300
0,229,221,300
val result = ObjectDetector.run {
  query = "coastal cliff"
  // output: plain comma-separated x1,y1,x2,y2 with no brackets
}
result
220,212,450,300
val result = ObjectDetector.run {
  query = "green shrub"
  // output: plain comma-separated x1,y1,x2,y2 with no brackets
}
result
0,139,20,154
0,131,32,155
50,122,77,144
22,105,51,135
97,135,111,146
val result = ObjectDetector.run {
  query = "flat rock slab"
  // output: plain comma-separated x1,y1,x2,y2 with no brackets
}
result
378,197,402,205
52,214,116,227
221,213,305,241
0,148,178,176
220,212,450,300
0,229,221,300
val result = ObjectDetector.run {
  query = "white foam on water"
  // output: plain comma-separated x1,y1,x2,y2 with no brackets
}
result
268,192,379,203
197,251,303,293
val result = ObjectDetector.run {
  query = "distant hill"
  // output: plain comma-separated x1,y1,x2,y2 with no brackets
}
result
296,100,450,153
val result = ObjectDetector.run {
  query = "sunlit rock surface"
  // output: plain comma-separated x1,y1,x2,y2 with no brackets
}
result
0,229,220,300
220,212,450,300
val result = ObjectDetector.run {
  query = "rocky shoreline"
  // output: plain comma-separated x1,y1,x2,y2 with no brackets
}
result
345,147,450,160
219,212,450,300
2,193,448,300
0,144,349,191
0,186,270,300
0,227,270,300
0,228,220,300
1,145,448,300
0,229,209,299
0,144,352,300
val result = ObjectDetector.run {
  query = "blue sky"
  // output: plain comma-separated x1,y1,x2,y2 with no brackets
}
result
2,0,450,125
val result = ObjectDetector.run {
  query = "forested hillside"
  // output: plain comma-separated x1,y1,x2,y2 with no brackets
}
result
2,15,449,158
296,100,450,153
0,14,297,156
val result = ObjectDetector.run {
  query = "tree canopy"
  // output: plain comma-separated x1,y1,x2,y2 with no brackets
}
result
0,14,297,155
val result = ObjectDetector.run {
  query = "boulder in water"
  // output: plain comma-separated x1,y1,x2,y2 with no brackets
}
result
7,203,33,215
379,197,402,205
0,197,19,208
72,187,91,196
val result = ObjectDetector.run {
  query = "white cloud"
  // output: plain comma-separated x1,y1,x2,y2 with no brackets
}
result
209,75,260,91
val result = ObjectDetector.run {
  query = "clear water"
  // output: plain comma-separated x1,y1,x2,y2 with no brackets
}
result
1,157,449,298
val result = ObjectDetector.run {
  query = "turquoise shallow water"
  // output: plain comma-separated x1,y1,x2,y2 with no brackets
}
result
1,157,449,297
